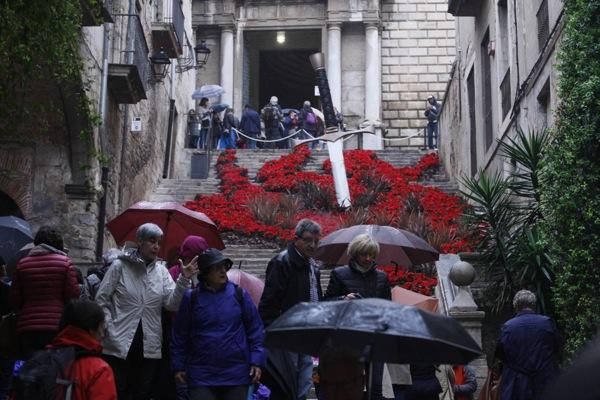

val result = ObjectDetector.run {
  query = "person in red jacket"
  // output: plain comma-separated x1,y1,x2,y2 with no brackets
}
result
49,299,117,400
10,226,80,358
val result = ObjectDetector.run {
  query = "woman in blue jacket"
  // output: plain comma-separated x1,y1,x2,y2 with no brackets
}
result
171,248,265,400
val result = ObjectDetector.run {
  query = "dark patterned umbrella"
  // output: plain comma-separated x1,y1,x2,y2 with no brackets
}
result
315,224,439,267
0,216,33,266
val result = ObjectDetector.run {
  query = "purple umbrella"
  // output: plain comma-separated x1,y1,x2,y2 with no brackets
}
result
315,224,438,267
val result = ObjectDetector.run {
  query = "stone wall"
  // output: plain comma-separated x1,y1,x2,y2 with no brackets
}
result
381,0,455,146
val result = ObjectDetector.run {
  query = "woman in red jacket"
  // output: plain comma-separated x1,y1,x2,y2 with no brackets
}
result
11,226,80,358
49,299,117,400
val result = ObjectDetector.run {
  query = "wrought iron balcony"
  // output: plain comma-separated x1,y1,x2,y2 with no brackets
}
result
81,0,114,26
151,0,185,58
108,14,150,104
448,0,480,16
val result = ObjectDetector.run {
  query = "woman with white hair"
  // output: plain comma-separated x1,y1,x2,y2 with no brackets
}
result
323,233,391,400
95,222,198,399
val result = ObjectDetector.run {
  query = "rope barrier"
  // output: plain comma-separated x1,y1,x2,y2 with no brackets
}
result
381,131,422,142
232,127,314,143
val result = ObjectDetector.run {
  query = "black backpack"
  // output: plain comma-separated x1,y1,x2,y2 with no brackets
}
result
13,346,98,400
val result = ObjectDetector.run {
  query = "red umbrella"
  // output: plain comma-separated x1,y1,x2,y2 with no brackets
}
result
315,225,438,267
227,269,264,307
106,201,224,261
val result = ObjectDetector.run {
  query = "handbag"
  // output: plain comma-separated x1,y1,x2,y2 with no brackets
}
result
0,312,19,358
477,369,501,400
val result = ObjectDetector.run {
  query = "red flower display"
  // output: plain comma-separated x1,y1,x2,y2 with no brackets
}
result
184,147,471,296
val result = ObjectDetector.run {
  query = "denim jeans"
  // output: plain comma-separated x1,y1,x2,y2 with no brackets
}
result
283,351,314,400
427,122,438,149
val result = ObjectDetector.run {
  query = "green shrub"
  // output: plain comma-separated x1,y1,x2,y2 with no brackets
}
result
540,0,600,355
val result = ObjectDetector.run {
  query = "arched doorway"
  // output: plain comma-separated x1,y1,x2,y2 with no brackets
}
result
0,191,24,219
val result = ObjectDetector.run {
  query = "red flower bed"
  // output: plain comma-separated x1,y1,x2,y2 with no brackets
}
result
184,147,471,296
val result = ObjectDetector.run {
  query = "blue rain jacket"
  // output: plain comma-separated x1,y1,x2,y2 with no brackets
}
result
496,310,562,400
171,282,265,387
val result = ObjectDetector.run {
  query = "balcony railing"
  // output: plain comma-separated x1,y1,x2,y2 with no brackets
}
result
151,0,185,58
108,14,150,104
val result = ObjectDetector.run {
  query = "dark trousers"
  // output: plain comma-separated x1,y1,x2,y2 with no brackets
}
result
19,331,56,360
427,122,438,149
265,127,280,149
104,322,159,400
366,362,384,400
189,385,248,400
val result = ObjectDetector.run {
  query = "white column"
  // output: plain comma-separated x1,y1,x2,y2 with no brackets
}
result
220,26,234,106
364,23,381,121
327,22,342,111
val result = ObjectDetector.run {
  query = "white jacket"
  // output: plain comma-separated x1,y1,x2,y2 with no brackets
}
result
95,251,190,359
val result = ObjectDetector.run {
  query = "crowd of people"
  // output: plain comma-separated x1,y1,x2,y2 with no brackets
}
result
187,96,344,151
0,218,567,400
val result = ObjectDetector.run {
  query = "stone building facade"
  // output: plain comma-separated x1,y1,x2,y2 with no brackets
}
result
0,0,197,264
438,0,563,180
192,0,455,146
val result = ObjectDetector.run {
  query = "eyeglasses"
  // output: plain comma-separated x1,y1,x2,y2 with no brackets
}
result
298,236,320,245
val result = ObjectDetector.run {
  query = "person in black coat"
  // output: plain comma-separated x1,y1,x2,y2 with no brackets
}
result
258,219,323,400
239,104,261,149
323,233,391,400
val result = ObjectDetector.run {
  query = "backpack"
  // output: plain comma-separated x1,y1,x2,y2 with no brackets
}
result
82,267,108,301
263,106,277,123
13,346,98,400
306,111,317,126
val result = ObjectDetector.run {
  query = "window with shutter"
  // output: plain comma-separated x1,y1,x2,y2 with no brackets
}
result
537,0,549,53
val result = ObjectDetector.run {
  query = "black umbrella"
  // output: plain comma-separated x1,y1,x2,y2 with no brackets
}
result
316,224,439,267
0,216,33,266
266,298,481,364
263,348,298,400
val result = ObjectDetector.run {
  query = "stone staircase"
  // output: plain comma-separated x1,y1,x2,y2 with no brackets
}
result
149,148,457,290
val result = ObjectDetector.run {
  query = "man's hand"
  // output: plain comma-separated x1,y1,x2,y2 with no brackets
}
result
179,256,199,279
344,292,362,300
174,371,187,384
250,366,262,384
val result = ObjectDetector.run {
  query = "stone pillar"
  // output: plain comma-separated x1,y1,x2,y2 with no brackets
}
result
327,22,342,111
364,23,381,121
220,26,234,106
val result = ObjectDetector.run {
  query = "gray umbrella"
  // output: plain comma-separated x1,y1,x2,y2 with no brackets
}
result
192,84,225,100
0,216,33,266
266,298,481,365
316,224,439,267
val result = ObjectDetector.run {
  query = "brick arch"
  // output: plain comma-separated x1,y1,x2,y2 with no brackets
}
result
0,146,33,219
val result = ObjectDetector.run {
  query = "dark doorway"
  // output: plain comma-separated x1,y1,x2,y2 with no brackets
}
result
467,69,477,176
259,49,318,110
0,191,24,219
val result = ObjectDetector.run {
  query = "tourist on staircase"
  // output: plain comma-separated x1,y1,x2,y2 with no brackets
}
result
95,223,198,400
261,96,284,150
239,105,261,150
259,219,323,400
171,248,265,400
323,233,392,400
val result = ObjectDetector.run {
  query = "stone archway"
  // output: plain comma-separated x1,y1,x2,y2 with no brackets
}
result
0,145,33,219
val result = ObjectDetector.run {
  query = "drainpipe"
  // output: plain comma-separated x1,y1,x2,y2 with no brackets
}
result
117,0,137,211
163,61,176,178
95,22,113,261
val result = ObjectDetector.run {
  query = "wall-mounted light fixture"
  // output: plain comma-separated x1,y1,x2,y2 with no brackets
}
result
194,40,211,67
276,31,286,44
150,47,171,81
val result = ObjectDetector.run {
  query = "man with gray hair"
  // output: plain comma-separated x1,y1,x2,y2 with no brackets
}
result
495,289,562,400
259,218,323,400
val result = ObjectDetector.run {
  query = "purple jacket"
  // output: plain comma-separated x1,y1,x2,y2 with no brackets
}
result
171,281,265,387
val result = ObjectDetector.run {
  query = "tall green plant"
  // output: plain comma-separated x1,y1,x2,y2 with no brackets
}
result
540,0,600,355
460,128,553,313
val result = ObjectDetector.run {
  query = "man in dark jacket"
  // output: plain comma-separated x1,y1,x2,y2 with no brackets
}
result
239,104,261,149
261,96,283,149
323,233,391,400
496,289,562,400
259,219,322,400
424,95,440,150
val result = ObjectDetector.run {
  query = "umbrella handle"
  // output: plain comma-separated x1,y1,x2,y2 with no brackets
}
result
238,260,242,269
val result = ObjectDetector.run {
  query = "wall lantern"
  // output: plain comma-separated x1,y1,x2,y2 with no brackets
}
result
194,40,211,67
276,31,286,44
150,47,171,81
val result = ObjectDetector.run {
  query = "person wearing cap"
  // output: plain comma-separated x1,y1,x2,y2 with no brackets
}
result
424,95,440,150
261,96,284,149
171,248,265,400
95,223,198,400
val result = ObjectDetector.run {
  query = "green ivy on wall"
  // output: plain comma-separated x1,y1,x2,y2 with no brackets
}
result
0,0,98,144
540,0,600,356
